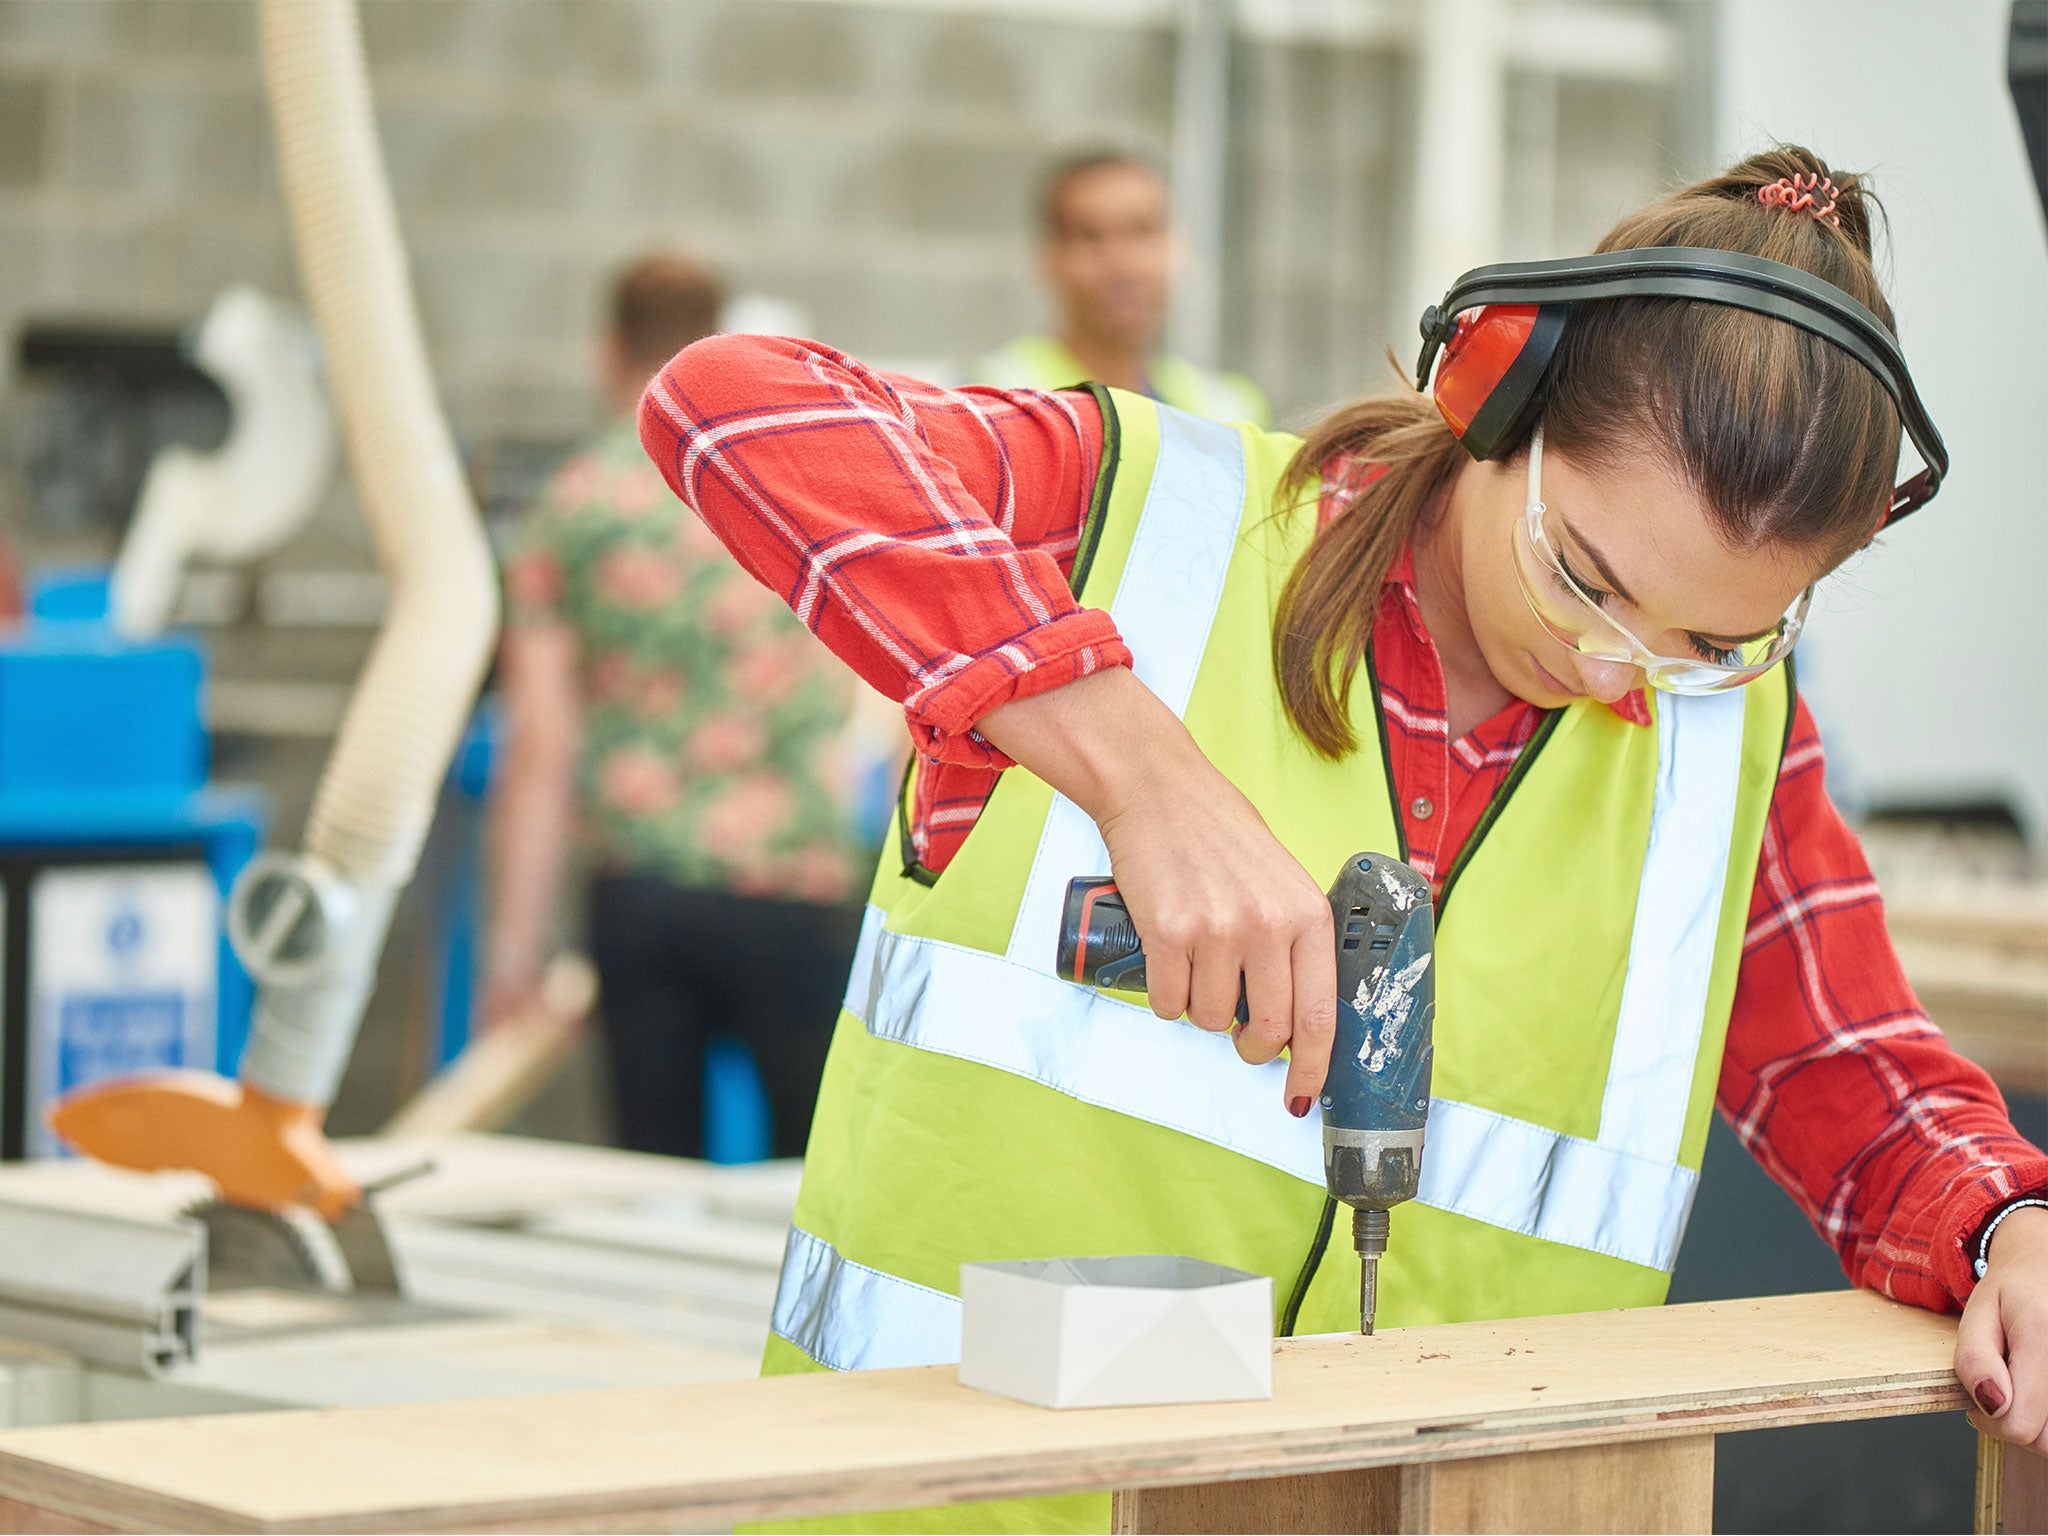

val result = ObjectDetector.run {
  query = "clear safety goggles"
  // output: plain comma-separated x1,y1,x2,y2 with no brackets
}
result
1511,422,1809,695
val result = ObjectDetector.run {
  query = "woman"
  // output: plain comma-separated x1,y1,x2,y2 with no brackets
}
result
641,149,2047,1531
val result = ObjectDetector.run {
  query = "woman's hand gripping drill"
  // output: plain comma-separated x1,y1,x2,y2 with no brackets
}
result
978,667,1339,1115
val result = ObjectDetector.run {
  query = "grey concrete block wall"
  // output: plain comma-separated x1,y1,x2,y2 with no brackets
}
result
1226,33,1413,424
0,0,1172,452
0,0,1684,452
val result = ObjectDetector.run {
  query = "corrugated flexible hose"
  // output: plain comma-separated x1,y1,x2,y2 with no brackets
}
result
243,0,498,1101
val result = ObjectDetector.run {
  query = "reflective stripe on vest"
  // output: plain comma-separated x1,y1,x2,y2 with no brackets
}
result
772,1223,961,1371
1600,688,1744,1167
1004,405,1244,971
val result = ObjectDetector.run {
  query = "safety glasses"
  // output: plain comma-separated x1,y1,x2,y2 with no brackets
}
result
1510,422,1809,695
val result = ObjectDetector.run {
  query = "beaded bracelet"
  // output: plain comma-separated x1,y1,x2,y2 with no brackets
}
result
1975,1197,2048,1279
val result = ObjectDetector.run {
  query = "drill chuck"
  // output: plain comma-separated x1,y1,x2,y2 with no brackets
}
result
1323,1124,1425,1225
1334,1134,1412,1339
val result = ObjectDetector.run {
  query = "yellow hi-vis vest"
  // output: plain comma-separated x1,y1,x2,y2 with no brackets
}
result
970,333,1273,427
760,390,1788,1532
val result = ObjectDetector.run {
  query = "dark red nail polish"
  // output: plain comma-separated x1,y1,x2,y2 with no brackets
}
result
1289,1095,1313,1119
1973,1379,2007,1416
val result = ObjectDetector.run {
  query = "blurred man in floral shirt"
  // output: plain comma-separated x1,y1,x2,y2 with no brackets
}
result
487,254,874,1158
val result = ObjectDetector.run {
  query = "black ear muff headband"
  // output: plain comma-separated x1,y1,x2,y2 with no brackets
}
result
1414,247,1948,522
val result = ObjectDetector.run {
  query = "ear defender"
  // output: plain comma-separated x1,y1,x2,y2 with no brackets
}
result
1425,302,1571,462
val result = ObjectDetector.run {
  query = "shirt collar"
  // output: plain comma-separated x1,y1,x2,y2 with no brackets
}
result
1376,519,1651,729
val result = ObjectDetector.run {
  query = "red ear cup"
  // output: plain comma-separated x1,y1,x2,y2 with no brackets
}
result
1433,305,1538,435
1430,303,1570,461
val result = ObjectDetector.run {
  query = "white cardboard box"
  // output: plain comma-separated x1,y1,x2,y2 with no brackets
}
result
958,1256,1273,1410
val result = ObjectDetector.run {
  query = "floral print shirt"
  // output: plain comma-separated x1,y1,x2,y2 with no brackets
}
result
505,421,872,905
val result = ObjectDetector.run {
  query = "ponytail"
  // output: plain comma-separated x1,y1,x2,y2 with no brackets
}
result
1272,388,1464,759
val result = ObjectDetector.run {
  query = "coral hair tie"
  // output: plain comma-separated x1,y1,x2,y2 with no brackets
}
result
1758,173,1842,228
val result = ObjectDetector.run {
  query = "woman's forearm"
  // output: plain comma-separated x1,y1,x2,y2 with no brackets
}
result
977,666,1204,826
638,333,1127,765
486,750,576,989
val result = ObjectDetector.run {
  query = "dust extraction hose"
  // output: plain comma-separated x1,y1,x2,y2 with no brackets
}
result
241,0,498,1104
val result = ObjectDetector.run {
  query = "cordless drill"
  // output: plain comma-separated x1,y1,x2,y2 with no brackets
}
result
1056,852,1434,1335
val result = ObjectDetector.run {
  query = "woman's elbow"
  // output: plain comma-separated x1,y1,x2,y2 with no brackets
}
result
640,333,776,436
639,333,785,510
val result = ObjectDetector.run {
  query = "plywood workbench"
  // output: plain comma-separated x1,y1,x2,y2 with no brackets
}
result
0,1289,2039,1534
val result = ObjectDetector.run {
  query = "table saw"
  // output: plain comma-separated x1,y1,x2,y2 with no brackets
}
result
0,1133,794,1429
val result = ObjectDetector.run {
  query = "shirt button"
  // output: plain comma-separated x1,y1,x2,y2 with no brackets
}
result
1410,796,1435,821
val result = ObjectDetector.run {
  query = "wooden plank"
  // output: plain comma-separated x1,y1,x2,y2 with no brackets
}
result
2010,1449,2048,1535
383,959,597,1139
1977,1433,1999,1534
386,1219,780,1315
1113,1440,1711,1534
350,1136,794,1224
0,1494,118,1534
1978,1434,2048,1535
1113,1468,1401,1533
1874,864,2048,1098
1402,1438,1712,1533
0,1292,1966,1534
183,1319,762,1408
522,1206,790,1270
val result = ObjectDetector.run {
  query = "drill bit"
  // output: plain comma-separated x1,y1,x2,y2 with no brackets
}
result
1354,1206,1390,1335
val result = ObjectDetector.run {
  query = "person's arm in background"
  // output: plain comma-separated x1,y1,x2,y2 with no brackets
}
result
480,558,585,1030
0,526,23,627
1720,699,2048,1455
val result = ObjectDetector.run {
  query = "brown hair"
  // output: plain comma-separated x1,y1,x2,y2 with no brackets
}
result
1039,149,1165,237
610,253,725,373
1273,146,1900,757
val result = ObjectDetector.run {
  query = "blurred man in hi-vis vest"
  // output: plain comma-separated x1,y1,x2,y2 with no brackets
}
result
970,150,1269,426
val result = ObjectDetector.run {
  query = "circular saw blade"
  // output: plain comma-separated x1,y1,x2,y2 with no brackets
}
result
183,1199,334,1292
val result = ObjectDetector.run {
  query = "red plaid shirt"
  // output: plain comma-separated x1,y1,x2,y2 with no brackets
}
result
642,332,2048,1311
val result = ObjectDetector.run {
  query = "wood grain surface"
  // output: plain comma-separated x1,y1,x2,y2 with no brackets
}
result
1402,1438,1713,1534
1113,1467,1405,1533
1978,1433,2048,1534
1112,1438,1716,1534
1109,1436,1720,1534
0,1291,1968,1534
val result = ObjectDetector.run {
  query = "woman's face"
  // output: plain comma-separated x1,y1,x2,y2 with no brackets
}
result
1453,438,1832,709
